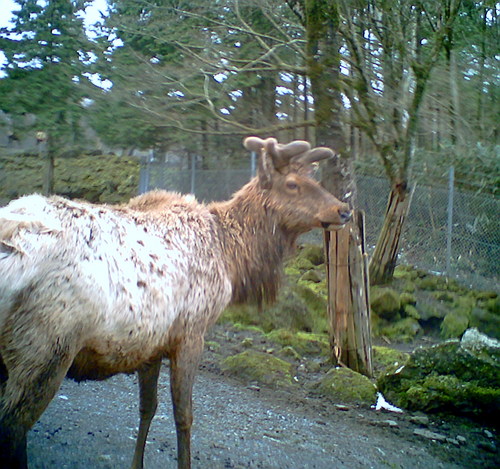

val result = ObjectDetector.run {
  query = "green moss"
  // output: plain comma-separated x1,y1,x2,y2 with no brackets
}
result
417,303,447,321
379,318,422,342
484,297,500,315
280,346,302,360
432,291,456,302
315,367,377,404
219,305,259,327
231,323,265,334
400,292,417,306
373,346,409,373
221,350,293,387
470,308,500,340
297,243,325,266
0,154,140,204
403,304,420,320
377,335,500,423
402,281,416,293
440,312,469,339
266,329,330,356
394,265,418,281
453,296,476,316
416,275,447,291
205,341,221,351
284,266,301,278
293,283,327,316
299,269,322,283
370,287,401,320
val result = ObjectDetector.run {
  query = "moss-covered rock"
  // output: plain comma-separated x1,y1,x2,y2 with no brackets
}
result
393,265,419,281
221,350,293,387
280,346,302,361
432,291,456,303
314,367,377,404
400,292,417,306
470,307,500,340
403,304,420,320
377,329,500,423
297,243,325,266
484,297,500,315
220,282,326,333
417,303,447,322
440,312,470,339
286,256,315,272
453,295,476,316
372,346,410,378
299,269,322,283
379,318,422,342
370,287,401,320
266,329,330,356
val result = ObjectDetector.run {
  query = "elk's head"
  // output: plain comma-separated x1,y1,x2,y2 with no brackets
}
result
244,136,352,233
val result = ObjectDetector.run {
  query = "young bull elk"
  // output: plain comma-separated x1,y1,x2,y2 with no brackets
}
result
0,136,351,468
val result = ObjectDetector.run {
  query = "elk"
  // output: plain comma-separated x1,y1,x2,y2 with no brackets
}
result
0,136,351,469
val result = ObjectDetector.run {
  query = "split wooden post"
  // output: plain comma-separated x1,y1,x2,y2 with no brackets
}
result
324,210,373,377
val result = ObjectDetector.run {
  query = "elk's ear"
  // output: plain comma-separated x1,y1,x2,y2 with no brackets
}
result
257,152,274,190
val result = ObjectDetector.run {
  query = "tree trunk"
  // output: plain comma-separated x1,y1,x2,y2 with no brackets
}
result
369,183,415,285
304,0,371,374
42,138,54,196
324,212,372,376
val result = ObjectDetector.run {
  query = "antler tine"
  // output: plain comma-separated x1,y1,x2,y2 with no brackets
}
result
292,147,336,166
243,136,267,152
244,136,331,170
266,139,311,169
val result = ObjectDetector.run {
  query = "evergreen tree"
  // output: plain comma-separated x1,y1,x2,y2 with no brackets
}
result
0,0,96,193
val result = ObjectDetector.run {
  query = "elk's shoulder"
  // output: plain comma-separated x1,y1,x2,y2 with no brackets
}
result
126,190,199,213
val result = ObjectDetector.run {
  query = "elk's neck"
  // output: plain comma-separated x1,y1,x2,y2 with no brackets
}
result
208,182,297,305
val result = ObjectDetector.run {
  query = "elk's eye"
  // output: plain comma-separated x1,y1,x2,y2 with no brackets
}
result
286,181,298,190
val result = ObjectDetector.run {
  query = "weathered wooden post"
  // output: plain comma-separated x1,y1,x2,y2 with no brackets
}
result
324,211,373,377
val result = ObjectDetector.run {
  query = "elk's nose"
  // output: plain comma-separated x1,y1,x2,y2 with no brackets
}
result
339,208,352,224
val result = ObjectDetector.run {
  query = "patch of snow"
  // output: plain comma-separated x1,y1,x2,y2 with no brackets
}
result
372,392,403,413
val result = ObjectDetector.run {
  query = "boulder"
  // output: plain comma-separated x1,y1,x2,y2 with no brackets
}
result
377,329,500,424
470,307,500,340
314,367,377,405
379,317,423,342
370,287,401,320
297,243,325,266
222,350,293,388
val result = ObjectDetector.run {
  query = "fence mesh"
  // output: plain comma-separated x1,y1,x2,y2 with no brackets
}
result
141,163,499,293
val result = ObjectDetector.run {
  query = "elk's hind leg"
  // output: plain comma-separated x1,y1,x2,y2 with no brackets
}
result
0,297,80,468
169,336,204,469
131,358,162,469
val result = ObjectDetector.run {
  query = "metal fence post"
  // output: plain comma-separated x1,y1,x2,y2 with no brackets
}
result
251,151,257,178
190,153,196,195
446,166,455,275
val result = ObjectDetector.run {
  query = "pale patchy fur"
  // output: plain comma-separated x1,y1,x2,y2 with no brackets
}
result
1,192,231,381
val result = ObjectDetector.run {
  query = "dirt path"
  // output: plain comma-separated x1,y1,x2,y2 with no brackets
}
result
28,362,499,469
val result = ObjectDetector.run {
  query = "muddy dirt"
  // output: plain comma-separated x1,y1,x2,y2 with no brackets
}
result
28,324,499,469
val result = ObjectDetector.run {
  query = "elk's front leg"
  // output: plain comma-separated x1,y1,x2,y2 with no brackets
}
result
131,358,162,469
169,337,204,469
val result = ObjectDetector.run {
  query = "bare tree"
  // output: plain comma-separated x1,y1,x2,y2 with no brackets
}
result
336,0,462,284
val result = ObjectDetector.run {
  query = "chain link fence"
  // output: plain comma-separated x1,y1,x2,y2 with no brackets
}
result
140,161,499,293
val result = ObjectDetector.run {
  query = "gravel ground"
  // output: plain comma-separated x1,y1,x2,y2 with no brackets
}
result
27,325,499,469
